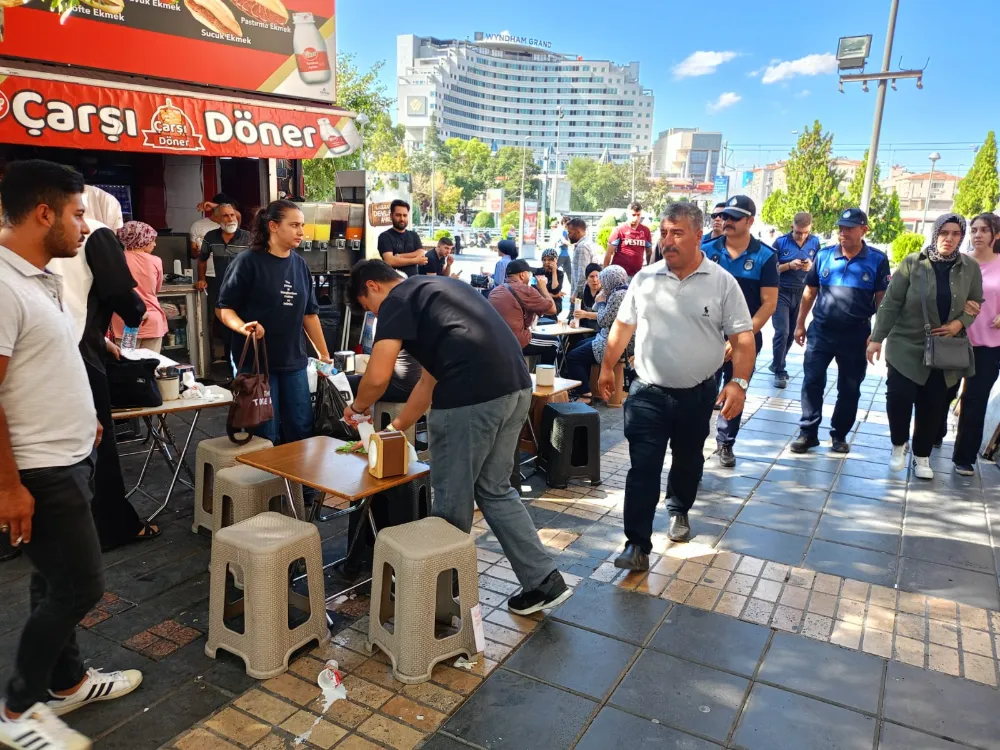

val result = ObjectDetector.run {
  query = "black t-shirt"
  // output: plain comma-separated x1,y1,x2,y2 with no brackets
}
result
374,276,531,409
377,229,423,277
421,249,447,276
217,250,319,372
932,261,953,324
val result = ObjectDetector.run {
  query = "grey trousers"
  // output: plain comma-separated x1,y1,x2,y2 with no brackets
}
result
427,388,555,591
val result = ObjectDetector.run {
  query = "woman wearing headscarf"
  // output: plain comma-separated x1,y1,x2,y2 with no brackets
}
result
573,262,603,331
112,221,168,353
952,213,1000,475
537,248,567,319
492,239,518,287
868,213,983,480
566,265,633,402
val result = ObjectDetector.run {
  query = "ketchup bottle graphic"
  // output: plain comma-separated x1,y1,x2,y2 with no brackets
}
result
292,13,331,84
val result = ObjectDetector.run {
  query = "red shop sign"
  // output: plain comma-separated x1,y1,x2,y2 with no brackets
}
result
0,70,358,159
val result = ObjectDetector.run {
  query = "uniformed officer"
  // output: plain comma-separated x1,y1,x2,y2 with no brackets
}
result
791,208,891,453
703,195,779,467
701,202,727,246
768,212,820,388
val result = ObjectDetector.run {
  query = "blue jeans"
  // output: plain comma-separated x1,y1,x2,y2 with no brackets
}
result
566,338,598,395
624,378,716,552
770,287,803,376
256,368,313,446
799,324,868,441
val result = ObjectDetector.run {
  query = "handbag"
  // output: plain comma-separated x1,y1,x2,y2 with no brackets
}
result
918,264,973,371
227,335,273,444
106,357,162,409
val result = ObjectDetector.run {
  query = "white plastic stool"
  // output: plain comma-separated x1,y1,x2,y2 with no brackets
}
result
193,436,273,534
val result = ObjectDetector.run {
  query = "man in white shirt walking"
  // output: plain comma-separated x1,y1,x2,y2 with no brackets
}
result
598,202,756,570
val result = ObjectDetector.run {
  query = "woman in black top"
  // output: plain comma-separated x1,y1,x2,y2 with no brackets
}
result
217,200,332,446
573,262,603,330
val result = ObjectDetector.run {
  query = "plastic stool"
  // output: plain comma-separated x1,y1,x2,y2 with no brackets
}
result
368,517,481,684
193,436,273,534
538,402,602,489
205,512,329,678
212,465,305,534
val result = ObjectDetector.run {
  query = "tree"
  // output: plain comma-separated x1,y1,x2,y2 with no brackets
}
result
954,131,1000,217
891,232,924,265
874,190,906,245
566,158,633,212
491,146,540,200
781,121,843,234
444,138,492,210
639,178,671,216
408,116,449,178
761,190,791,231
844,149,903,244
472,211,494,228
302,55,398,200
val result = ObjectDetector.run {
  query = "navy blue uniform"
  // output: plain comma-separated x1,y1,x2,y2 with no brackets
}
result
704,236,779,446
770,232,821,377
799,243,891,441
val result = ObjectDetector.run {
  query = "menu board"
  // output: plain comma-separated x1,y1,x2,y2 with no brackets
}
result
0,0,336,104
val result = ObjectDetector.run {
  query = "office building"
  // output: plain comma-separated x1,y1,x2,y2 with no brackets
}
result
396,33,655,174
884,168,960,234
650,128,722,180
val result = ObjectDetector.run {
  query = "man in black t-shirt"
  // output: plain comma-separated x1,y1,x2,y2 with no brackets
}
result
420,236,457,277
376,199,427,277
343,260,571,616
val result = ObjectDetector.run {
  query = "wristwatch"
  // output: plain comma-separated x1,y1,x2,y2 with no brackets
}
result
732,378,750,391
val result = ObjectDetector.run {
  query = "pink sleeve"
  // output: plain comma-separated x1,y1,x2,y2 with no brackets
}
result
155,256,163,292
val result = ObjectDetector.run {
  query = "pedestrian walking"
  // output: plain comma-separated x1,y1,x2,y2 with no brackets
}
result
604,202,652,277
868,213,982,480
345,260,571,615
703,195,779,467
791,208,891,454
597,203,755,570
952,213,1000,475
769,212,820,388
567,218,596,291
556,216,573,285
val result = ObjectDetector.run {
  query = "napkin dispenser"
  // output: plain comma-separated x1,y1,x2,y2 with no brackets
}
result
368,430,409,479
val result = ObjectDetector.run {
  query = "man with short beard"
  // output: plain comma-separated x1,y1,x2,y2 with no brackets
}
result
377,199,428,277
0,160,143,750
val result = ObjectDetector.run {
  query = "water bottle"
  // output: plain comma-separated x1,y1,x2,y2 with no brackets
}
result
121,325,139,352
568,298,578,328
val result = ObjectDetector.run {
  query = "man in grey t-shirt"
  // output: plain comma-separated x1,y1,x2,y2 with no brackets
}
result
598,203,756,570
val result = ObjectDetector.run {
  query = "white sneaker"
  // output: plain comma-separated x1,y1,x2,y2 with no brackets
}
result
0,701,91,749
889,444,908,473
45,668,142,717
913,456,934,480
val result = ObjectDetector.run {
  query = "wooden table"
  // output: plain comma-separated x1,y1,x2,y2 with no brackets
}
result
238,436,430,606
530,322,594,374
112,385,232,522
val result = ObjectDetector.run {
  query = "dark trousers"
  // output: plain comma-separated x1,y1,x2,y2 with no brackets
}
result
6,456,105,713
623,379,716,553
771,287,803,376
86,360,143,550
557,255,573,292
715,334,762,446
886,365,950,458
207,276,231,365
522,334,559,367
346,374,413,405
799,325,869,441
953,346,1000,465
566,339,598,395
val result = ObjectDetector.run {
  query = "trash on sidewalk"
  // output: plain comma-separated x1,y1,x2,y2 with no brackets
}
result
294,661,347,746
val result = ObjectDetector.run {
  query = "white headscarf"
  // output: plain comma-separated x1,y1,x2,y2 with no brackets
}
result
83,185,124,231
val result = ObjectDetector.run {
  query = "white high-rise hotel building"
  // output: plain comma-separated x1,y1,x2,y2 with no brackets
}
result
396,32,655,174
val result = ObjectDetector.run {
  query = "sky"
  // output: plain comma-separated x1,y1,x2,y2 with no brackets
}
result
336,0,998,179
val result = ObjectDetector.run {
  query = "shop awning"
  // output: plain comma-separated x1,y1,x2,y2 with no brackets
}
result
0,64,359,160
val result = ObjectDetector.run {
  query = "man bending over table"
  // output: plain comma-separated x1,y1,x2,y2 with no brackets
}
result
343,259,571,616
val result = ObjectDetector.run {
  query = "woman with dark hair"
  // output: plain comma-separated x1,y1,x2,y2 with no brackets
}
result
217,200,332,445
573,262,602,330
492,239,518,286
952,213,1000,474
565,265,633,402
868,213,983,480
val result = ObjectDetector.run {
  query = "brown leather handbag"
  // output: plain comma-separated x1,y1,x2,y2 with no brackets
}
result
227,335,273,444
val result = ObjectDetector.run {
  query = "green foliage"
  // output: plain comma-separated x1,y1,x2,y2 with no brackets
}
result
472,211,494,228
492,147,540,200
597,224,616,251
566,158,643,212
761,190,791,232
782,121,844,234
891,232,924,265
873,190,906,245
501,222,516,240
845,149,903,244
954,131,1000,217
433,229,452,241
640,179,671,216
501,209,520,230
445,138,493,210
597,212,620,230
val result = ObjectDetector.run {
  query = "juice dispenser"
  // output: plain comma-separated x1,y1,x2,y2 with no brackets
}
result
346,204,364,246
314,204,333,251
298,202,318,251
328,203,353,272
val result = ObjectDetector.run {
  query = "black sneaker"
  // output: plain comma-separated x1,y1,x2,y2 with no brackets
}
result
668,514,691,542
767,362,777,374
508,570,572,616
613,543,649,571
774,374,788,389
717,443,736,468
831,438,851,454
954,463,976,477
789,432,820,454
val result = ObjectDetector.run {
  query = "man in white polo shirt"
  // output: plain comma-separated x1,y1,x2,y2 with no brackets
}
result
0,160,142,750
598,202,756,571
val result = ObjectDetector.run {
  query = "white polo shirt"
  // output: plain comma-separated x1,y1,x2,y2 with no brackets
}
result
0,245,97,470
618,254,753,388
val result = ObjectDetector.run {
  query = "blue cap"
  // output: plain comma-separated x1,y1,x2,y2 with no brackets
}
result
498,239,518,256
837,208,869,227
720,195,756,219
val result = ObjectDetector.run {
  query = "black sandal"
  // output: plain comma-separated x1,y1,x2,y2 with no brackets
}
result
134,521,161,542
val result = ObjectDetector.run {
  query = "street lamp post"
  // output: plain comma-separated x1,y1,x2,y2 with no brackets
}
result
541,146,551,246
920,151,941,237
356,113,370,169
518,135,529,248
430,151,437,239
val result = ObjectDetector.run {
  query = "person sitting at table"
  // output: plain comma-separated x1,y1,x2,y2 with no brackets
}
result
492,239,518,286
344,259,572,616
216,200,332,448
573,262,603,330
538,248,567,319
566,265,633,403
489,259,559,366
